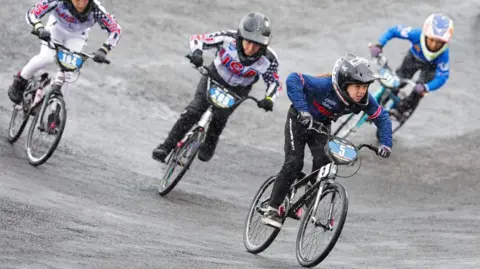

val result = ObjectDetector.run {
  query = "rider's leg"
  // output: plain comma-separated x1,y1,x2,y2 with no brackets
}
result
152,73,210,162
394,50,422,86
197,85,253,162
197,109,230,162
401,64,436,110
8,16,61,104
262,106,307,229
46,28,88,129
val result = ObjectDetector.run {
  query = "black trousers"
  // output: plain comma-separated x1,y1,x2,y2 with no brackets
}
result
161,62,252,151
395,50,436,110
269,106,331,209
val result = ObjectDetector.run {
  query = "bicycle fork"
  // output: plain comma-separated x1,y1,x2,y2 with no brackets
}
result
38,71,65,128
177,106,213,148
310,163,338,230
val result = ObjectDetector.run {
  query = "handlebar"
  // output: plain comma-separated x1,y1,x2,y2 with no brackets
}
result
185,54,260,106
306,119,379,155
32,30,110,65
369,50,416,88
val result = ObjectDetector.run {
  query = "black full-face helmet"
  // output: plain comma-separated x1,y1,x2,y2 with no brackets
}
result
235,12,272,66
331,53,380,106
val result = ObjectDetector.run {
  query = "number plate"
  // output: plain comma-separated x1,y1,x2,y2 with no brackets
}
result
57,50,83,70
208,87,236,108
379,67,400,88
328,139,358,163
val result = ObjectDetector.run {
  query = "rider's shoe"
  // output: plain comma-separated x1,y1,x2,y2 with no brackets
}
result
8,73,28,104
152,144,171,163
261,206,283,229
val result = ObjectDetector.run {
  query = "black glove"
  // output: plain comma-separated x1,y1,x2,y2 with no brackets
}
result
93,47,108,63
34,23,51,42
257,97,273,112
189,49,203,67
297,111,313,127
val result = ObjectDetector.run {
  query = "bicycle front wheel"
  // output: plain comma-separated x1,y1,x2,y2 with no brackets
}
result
158,130,203,196
25,95,67,166
295,183,348,267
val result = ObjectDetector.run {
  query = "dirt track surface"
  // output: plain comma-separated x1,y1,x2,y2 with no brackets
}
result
1,0,479,268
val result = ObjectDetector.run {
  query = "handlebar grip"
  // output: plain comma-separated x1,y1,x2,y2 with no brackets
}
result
103,59,111,65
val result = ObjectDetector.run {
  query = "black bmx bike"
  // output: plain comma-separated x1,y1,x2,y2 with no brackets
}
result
243,120,379,267
158,56,261,196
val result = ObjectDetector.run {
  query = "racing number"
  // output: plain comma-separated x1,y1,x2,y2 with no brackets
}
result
212,89,231,106
339,144,346,157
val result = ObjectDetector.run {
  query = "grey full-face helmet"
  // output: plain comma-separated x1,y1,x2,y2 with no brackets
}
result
235,12,272,65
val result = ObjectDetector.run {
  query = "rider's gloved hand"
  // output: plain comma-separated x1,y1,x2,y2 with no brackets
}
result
34,23,51,42
414,83,427,96
93,46,109,63
369,43,383,58
377,145,391,158
257,97,273,112
189,49,204,67
297,111,313,127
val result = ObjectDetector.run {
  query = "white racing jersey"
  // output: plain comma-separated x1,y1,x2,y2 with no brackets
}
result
26,0,122,49
189,30,281,101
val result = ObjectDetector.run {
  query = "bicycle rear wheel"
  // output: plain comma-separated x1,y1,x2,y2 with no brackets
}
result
243,174,283,254
392,102,419,135
25,95,67,166
8,103,30,143
295,183,348,267
158,130,203,196
333,112,367,138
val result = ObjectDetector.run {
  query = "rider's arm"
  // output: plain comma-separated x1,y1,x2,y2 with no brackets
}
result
377,25,421,47
261,48,282,103
286,72,331,112
425,52,450,91
189,30,236,53
26,0,58,27
364,94,393,148
93,4,123,52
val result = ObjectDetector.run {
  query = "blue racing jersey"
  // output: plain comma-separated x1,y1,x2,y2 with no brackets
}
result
377,25,450,91
286,72,393,148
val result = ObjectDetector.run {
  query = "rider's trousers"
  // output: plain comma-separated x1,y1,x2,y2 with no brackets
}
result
160,62,252,151
20,15,88,81
268,105,331,209
395,50,436,110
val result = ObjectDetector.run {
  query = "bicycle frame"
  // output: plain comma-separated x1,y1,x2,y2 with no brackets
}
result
29,31,110,129
285,162,338,227
174,64,259,150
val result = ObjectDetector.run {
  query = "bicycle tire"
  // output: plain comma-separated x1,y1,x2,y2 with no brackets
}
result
243,174,283,254
25,95,67,166
295,182,348,267
7,105,30,143
158,130,202,196
392,102,419,135
333,112,367,139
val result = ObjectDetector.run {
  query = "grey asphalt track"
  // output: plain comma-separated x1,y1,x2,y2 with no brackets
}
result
1,0,479,268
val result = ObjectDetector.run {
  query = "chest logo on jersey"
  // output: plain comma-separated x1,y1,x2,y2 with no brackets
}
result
219,48,258,78
313,100,333,117
56,8,76,23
